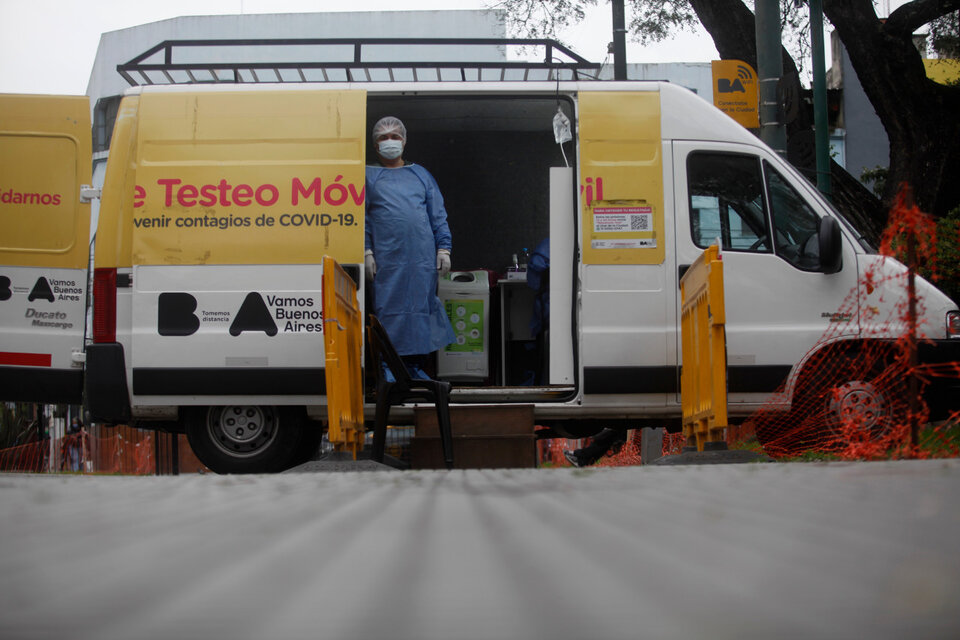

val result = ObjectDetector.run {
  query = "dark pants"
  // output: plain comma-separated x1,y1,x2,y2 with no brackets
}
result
575,429,627,465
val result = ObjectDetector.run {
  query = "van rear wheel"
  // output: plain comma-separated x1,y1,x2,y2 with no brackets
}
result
186,405,302,474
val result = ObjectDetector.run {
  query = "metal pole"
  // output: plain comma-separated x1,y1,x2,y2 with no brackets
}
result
172,433,180,475
907,229,919,452
612,0,627,80
755,0,787,157
810,0,832,196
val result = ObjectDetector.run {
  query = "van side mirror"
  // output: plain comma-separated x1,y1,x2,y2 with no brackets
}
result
819,216,842,274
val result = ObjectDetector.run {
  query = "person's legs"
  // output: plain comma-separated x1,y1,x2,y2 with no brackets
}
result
564,429,627,467
401,354,432,380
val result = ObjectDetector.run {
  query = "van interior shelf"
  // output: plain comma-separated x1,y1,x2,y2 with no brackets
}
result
116,38,604,86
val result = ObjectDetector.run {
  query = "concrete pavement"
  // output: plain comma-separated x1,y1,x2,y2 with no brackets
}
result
1,459,958,639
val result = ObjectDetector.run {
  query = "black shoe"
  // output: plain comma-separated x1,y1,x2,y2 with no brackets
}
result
563,449,584,467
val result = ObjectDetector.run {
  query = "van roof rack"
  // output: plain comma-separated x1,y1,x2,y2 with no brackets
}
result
117,38,604,86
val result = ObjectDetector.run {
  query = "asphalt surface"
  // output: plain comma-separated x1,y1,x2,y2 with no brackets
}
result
1,459,959,640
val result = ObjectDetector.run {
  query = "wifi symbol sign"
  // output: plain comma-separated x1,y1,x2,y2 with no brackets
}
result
737,65,753,81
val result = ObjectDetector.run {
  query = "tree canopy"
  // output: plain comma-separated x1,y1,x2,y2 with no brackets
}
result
495,0,960,221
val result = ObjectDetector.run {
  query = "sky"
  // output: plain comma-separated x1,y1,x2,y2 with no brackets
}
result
0,0,722,95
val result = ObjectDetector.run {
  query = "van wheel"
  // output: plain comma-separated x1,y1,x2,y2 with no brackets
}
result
185,405,302,474
763,349,912,456
289,423,325,468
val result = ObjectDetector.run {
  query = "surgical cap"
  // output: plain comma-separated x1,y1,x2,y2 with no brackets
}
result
372,116,407,142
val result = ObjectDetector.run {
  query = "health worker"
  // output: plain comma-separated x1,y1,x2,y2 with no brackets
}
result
365,116,455,373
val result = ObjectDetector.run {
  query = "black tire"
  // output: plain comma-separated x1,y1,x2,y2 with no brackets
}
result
289,422,325,468
772,347,913,454
185,405,303,474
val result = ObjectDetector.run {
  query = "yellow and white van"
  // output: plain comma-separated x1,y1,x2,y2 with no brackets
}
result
5,73,959,473
0,95,91,405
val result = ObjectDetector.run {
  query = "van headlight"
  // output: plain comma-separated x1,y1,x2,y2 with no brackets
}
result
948,311,960,339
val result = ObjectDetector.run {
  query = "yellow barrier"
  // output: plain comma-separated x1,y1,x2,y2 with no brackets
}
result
680,245,728,451
322,256,365,458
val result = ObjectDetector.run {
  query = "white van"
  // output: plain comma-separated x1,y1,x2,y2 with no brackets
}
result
6,58,958,473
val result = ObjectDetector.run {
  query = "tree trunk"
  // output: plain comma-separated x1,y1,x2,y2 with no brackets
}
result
824,0,960,217
688,0,887,238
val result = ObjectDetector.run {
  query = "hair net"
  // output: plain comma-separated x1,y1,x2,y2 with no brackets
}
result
372,116,407,142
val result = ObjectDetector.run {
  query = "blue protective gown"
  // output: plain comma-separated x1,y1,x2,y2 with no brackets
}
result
365,164,456,356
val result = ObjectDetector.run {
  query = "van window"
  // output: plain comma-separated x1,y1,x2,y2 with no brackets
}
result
687,152,771,253
763,161,822,271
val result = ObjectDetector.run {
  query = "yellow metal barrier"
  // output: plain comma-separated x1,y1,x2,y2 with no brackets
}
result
680,245,728,451
322,256,365,458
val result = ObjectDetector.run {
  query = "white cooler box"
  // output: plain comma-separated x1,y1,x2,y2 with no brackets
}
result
437,271,490,381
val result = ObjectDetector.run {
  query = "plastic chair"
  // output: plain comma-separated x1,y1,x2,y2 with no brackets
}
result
367,315,454,469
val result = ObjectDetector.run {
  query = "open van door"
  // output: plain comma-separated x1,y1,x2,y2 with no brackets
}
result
0,95,91,404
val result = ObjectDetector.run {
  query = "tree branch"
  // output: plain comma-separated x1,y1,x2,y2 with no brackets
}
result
885,0,960,38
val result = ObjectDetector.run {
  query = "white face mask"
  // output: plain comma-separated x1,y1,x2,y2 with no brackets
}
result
378,139,404,160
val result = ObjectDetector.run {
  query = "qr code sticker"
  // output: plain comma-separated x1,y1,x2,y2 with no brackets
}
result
630,214,651,231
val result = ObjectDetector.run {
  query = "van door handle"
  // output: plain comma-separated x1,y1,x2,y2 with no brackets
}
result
678,264,691,286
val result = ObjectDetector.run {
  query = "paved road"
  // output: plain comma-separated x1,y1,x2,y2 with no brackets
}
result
1,459,959,639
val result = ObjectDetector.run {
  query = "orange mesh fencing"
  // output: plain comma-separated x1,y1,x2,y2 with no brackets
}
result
0,425,208,475
537,429,686,467
747,186,960,460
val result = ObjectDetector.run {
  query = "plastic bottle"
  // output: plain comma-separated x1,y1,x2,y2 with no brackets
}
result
520,247,529,271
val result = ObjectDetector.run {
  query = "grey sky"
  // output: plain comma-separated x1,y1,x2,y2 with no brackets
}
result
0,0,719,95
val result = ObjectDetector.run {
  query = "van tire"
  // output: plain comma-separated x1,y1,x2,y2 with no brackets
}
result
185,405,302,474
290,423,325,468
762,345,913,455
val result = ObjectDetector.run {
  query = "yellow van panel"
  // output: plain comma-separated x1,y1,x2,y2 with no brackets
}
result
0,94,91,269
579,91,664,265
95,95,140,269
102,90,366,267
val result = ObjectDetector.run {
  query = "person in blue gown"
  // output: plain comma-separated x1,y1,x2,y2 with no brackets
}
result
364,117,455,374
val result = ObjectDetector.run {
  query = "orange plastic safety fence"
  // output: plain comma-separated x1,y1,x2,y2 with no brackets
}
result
0,426,208,475
747,186,960,460
537,430,686,467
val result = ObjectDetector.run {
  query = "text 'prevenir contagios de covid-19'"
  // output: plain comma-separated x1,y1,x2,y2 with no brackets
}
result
131,176,363,230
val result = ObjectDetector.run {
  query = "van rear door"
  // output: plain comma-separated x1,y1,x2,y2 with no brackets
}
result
0,95,91,403
125,89,366,405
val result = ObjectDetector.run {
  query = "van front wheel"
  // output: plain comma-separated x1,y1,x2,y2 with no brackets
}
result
185,405,302,474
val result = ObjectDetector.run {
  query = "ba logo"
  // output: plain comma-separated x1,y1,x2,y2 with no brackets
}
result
718,64,753,94
0,275,11,301
158,292,278,337
28,277,55,302
157,293,201,336
230,293,278,337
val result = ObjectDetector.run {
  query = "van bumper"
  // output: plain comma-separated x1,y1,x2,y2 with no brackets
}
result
84,343,132,424
919,339,960,421
0,366,83,404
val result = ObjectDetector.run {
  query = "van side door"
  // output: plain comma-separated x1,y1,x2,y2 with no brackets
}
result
672,141,860,408
0,95,91,403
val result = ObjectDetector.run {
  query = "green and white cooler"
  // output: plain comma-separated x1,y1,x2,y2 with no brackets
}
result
438,271,490,381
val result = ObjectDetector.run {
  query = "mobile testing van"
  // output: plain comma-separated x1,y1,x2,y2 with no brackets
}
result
2,40,958,473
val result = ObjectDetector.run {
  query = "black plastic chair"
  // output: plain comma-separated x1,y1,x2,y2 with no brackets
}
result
367,315,454,469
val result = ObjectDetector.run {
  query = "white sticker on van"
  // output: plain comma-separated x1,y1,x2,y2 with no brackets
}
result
592,239,657,250
593,207,653,233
